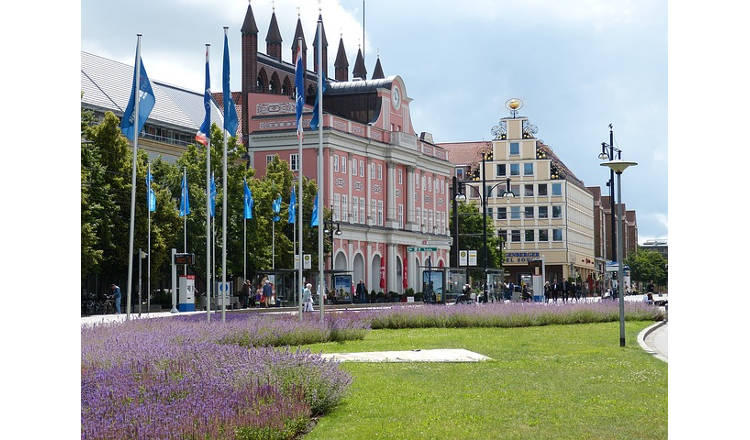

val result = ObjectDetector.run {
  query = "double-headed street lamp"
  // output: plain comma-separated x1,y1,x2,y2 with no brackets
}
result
598,124,622,267
600,159,637,347
323,218,342,298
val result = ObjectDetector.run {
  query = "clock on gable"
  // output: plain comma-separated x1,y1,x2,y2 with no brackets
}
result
392,86,401,110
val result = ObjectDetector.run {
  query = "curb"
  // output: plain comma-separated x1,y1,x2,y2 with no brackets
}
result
637,320,667,363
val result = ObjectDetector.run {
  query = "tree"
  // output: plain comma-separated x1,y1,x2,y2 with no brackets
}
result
449,201,504,281
81,111,181,292
625,249,667,289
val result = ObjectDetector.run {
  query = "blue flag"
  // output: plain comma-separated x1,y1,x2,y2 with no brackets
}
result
294,46,305,140
209,173,216,218
120,45,155,141
222,32,239,136
196,46,211,146
309,79,328,130
310,194,319,227
146,169,156,212
179,173,190,217
243,179,253,219
272,195,282,222
288,187,296,224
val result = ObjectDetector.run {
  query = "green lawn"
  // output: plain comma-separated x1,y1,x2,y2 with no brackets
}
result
303,321,666,440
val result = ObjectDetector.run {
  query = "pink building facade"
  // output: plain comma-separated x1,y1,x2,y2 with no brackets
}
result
246,76,452,294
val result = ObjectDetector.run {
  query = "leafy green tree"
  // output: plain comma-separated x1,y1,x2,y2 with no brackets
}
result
81,111,181,291
625,249,667,289
449,201,503,280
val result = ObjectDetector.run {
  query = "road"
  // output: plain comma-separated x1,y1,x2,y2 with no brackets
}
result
645,322,668,361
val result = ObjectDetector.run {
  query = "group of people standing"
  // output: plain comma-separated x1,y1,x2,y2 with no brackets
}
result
544,279,584,303
239,278,275,308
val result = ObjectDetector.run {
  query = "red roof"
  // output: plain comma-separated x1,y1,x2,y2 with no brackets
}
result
439,141,491,166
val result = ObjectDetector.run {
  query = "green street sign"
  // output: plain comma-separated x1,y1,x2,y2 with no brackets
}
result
408,247,438,252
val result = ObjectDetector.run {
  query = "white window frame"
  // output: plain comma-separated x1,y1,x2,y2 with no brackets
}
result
399,169,403,185
552,183,562,196
398,204,404,228
352,158,357,176
342,157,347,174
333,193,340,221
523,162,534,176
266,154,275,166
553,228,563,241
359,161,364,177
378,165,383,180
333,155,339,172
378,200,384,226
416,207,421,225
359,197,365,224
289,154,299,171
552,205,562,219
342,195,348,222
352,197,359,223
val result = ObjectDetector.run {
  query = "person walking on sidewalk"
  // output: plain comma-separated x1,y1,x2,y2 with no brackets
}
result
303,283,314,312
110,284,121,315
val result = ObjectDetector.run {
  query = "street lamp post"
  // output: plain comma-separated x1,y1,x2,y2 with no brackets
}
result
598,125,621,265
323,218,342,301
601,160,637,347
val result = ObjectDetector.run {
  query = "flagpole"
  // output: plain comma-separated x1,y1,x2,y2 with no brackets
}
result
183,166,188,277
221,26,229,323
296,36,304,323
212,200,216,314
205,44,212,322
147,161,151,315
125,33,142,321
316,20,325,323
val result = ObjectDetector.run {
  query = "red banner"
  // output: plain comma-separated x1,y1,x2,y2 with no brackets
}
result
402,253,408,289
379,253,386,289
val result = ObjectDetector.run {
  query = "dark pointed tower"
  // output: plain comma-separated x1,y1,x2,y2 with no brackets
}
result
372,55,384,79
241,1,259,145
312,14,328,79
334,36,348,82
352,46,367,80
291,16,307,71
265,9,282,61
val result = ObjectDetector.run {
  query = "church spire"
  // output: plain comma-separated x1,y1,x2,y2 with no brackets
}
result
240,0,258,35
265,10,282,61
241,0,258,144
334,35,348,82
372,54,384,79
313,14,328,78
291,15,307,71
352,46,366,80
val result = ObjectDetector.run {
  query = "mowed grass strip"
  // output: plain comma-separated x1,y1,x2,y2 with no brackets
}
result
303,321,666,440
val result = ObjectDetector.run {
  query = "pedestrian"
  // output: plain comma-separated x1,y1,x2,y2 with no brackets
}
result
303,283,314,312
110,284,121,314
356,279,366,304
522,283,529,302
240,280,249,308
562,279,569,303
544,281,550,303
575,282,582,301
552,279,559,303
262,278,273,308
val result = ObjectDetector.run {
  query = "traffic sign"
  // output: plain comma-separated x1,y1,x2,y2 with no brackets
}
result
407,246,438,252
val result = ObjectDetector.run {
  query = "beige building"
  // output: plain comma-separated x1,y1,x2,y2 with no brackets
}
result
442,114,596,285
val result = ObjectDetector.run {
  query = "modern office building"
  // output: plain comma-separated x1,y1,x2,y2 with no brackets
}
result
80,51,224,162
221,5,453,293
640,239,668,260
442,111,596,284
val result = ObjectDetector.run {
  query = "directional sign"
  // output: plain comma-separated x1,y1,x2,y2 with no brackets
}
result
408,247,438,252
422,240,452,246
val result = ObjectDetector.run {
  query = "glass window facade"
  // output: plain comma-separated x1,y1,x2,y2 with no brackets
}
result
553,229,563,241
510,206,521,219
552,183,562,196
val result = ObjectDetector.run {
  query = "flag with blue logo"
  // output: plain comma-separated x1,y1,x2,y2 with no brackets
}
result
120,46,155,141
222,32,239,136
179,173,190,217
310,193,319,227
309,79,328,130
288,186,296,224
243,179,253,219
209,173,216,218
145,169,156,212
272,195,282,222
196,46,211,146
294,45,305,140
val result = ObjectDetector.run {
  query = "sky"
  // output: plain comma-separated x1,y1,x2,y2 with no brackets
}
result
81,0,667,243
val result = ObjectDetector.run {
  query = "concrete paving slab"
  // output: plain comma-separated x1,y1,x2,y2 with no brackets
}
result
319,348,492,363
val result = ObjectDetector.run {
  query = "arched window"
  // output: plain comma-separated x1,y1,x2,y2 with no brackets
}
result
270,72,281,94
281,76,292,96
256,69,268,93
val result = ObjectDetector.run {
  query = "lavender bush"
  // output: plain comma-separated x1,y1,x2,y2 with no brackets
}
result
357,301,664,330
81,314,360,439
